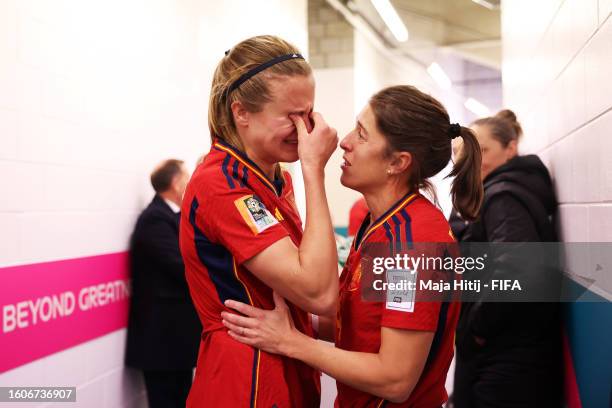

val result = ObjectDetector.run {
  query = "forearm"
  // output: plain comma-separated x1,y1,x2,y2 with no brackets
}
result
286,333,408,402
296,165,338,307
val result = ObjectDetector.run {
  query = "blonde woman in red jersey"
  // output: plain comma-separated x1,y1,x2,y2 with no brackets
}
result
180,35,339,407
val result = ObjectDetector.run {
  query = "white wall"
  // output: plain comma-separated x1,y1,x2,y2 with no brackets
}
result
0,0,206,268
0,0,307,406
196,0,309,134
311,67,359,227
503,5,612,407
502,0,612,297
353,31,435,114
314,31,457,230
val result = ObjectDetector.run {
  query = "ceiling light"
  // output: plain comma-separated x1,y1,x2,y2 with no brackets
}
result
464,98,491,117
427,62,452,90
370,0,409,42
471,0,500,10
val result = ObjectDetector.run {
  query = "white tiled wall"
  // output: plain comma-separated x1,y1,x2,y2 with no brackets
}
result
0,0,307,406
502,0,612,298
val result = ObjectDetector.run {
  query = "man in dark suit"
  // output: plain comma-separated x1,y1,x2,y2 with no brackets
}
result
126,159,202,408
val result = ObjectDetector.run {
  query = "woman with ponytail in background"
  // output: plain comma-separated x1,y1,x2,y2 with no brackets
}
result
221,85,484,407
451,110,561,408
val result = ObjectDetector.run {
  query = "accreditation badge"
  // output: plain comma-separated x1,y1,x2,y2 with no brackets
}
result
385,268,417,313
234,195,279,235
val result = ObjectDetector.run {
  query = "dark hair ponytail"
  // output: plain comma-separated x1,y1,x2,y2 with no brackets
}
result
370,85,483,222
447,126,483,221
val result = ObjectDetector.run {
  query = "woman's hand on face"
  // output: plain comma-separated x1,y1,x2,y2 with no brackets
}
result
221,292,301,356
291,112,338,171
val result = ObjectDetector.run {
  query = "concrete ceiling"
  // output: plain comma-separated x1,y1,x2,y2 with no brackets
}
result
349,0,501,69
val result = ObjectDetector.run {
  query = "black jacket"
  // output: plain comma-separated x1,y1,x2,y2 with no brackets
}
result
452,154,557,243
125,195,201,370
451,155,562,393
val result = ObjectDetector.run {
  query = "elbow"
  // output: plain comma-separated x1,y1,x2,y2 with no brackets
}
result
387,392,410,405
381,380,414,404
306,291,337,316
316,298,337,317
297,274,337,315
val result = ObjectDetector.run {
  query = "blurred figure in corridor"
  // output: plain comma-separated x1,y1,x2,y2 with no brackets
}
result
126,159,201,408
450,110,562,408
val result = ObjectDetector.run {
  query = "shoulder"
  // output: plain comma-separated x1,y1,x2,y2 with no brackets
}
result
186,152,255,206
182,154,258,234
370,196,451,244
191,153,237,192
403,196,454,242
399,196,447,225
482,192,531,228
484,191,526,215
482,192,540,241
133,199,175,240
139,197,171,223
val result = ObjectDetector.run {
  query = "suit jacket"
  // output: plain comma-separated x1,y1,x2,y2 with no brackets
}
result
125,194,202,370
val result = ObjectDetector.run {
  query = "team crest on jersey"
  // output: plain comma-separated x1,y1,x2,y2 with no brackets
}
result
234,195,279,235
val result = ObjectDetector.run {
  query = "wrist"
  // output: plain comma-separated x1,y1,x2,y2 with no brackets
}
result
283,329,311,359
301,161,325,177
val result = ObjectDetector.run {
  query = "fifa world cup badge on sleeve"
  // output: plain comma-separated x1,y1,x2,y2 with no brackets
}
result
385,268,417,313
235,195,279,234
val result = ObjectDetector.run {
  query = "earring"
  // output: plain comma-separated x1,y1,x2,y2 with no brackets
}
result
387,169,392,175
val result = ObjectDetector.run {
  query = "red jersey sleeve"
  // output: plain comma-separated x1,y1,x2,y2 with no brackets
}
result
203,187,290,265
380,201,452,332
381,299,441,331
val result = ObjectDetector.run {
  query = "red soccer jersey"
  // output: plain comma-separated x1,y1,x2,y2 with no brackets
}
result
335,193,460,408
348,197,369,237
179,139,320,408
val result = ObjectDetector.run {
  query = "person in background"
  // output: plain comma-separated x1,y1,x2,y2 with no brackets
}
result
450,110,562,407
334,197,369,268
347,197,369,237
125,159,202,408
195,153,207,167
